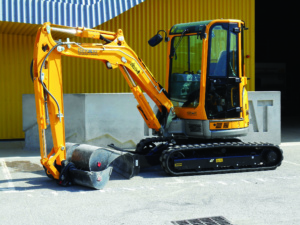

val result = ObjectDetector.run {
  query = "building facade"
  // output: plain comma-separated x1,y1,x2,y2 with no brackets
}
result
0,0,255,139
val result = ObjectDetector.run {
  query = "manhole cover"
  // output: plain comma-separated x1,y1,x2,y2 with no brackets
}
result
171,216,233,225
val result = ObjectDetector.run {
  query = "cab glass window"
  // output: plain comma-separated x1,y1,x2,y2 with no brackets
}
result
169,35,203,108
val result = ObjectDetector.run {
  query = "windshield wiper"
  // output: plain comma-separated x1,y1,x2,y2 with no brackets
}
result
172,28,189,60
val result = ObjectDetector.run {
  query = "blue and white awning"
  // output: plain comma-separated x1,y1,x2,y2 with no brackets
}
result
0,0,145,28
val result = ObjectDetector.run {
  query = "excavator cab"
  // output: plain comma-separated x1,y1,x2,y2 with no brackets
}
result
151,20,250,139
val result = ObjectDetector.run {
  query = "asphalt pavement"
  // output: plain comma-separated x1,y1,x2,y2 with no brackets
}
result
0,118,299,225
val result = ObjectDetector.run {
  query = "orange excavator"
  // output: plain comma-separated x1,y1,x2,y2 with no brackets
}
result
31,19,283,189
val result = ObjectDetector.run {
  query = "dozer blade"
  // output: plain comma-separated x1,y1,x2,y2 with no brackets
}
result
64,143,140,189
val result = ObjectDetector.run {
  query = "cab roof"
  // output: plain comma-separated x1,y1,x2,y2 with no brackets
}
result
169,20,212,35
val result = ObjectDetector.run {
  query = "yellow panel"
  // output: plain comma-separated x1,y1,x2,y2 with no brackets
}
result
0,33,35,139
0,21,40,36
0,0,255,139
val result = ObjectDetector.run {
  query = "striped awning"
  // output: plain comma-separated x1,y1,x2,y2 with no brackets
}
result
0,0,145,28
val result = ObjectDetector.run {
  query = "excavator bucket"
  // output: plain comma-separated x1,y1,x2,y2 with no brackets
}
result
63,143,140,189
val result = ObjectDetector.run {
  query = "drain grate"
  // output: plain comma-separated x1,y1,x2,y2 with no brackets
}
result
171,216,233,225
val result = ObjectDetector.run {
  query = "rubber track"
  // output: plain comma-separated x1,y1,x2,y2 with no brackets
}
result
159,141,283,176
135,137,171,154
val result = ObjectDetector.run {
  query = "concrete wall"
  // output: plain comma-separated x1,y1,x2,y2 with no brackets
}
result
22,91,280,151
242,91,281,144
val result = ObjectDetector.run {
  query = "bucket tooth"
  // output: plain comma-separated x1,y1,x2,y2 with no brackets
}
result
65,143,139,189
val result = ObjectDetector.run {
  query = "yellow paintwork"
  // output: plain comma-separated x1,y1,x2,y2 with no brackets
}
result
33,23,174,178
209,120,249,130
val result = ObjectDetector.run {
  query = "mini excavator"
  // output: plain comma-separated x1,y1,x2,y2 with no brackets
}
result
32,19,283,189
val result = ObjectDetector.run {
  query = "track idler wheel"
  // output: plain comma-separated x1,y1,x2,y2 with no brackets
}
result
263,149,279,166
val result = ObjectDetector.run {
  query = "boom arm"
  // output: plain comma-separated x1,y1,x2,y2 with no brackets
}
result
32,22,174,179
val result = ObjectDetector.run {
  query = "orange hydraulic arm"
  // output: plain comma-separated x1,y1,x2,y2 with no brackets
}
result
32,22,175,179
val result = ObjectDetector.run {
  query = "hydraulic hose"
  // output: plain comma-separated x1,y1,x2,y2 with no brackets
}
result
39,43,64,121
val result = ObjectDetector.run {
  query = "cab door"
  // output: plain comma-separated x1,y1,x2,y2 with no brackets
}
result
205,23,241,119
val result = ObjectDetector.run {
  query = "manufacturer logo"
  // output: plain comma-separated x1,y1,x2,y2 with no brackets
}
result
78,47,98,55
174,163,182,167
130,61,141,75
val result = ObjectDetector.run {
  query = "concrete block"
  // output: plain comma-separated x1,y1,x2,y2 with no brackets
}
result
23,93,154,150
240,91,281,144
22,91,281,151
84,93,150,148
23,94,86,150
